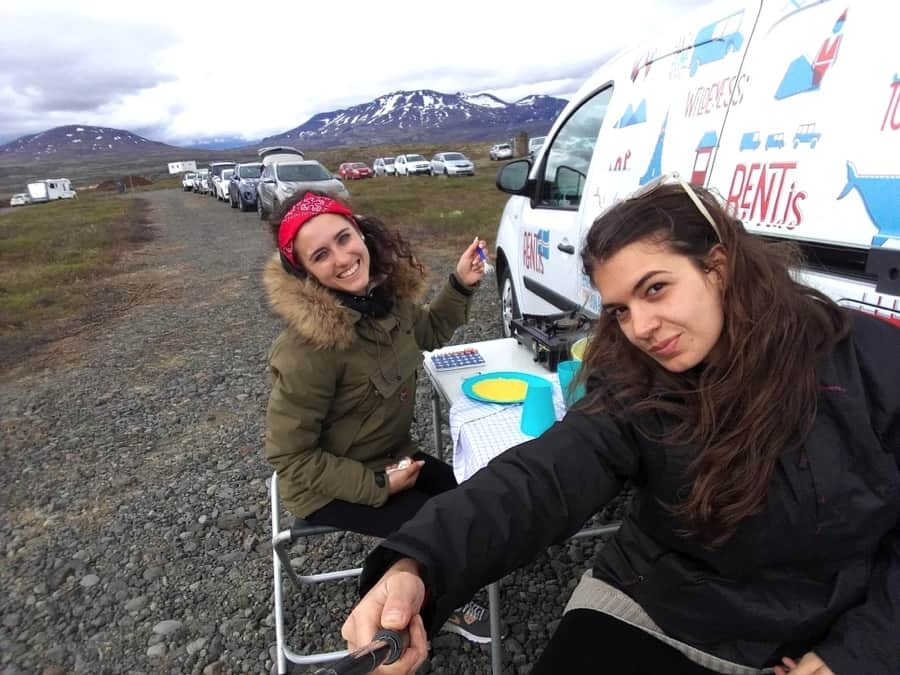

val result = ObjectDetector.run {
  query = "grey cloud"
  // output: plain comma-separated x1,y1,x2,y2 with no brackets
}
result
0,10,177,125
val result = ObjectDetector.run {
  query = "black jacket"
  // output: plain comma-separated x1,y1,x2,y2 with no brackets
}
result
361,313,900,673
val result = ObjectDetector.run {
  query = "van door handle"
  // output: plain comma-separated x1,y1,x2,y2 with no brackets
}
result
557,243,575,254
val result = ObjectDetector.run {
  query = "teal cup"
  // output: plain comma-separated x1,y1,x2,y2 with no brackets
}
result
520,379,556,437
557,360,585,407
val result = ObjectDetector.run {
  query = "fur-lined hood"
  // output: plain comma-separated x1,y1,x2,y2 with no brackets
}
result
262,253,427,350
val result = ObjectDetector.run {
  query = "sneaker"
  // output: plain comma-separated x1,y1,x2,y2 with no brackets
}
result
441,601,496,644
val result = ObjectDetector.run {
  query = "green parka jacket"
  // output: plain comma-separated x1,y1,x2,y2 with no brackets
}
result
262,253,475,518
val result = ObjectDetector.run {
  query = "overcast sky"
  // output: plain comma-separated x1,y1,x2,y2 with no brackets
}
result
0,0,713,145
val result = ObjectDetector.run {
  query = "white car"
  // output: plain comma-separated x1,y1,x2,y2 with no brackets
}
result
215,168,234,201
431,152,475,176
373,157,396,176
9,193,30,207
182,172,196,192
394,154,432,176
489,143,513,161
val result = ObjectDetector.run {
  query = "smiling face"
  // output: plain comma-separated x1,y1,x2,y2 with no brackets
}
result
592,239,726,373
293,212,371,295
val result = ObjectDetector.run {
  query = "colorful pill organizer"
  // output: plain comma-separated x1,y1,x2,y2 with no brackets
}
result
430,348,486,371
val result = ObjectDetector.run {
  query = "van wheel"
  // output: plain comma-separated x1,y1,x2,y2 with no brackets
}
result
500,269,520,338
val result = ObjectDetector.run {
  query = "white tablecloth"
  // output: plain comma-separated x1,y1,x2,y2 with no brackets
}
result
449,373,568,483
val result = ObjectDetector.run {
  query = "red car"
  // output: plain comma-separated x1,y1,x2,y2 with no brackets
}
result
337,162,374,180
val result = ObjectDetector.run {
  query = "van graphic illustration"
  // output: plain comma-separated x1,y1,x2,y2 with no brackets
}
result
793,123,822,148
766,132,785,149
690,10,746,76
615,100,647,128
740,131,761,150
775,8,847,99
836,162,900,246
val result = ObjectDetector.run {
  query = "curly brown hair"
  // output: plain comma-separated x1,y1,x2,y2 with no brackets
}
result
268,190,426,297
579,182,849,546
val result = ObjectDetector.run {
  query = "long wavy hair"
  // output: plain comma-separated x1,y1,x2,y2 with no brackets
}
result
579,183,848,546
268,190,426,297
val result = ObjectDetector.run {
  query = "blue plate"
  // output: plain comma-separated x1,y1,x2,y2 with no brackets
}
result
461,371,552,404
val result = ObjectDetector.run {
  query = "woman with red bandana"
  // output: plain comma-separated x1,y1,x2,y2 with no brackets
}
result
263,189,493,642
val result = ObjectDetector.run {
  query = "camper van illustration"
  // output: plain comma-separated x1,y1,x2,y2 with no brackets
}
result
793,123,822,148
615,100,647,128
689,10,745,76
766,132,785,149
692,131,718,185
740,131,761,151
640,113,669,185
836,161,900,246
775,8,847,99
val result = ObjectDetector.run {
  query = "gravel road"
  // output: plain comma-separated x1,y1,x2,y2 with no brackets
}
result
1,188,628,675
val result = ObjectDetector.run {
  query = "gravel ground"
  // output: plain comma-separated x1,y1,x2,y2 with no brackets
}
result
0,188,629,675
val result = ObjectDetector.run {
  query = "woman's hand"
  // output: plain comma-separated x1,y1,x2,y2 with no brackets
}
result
386,459,425,496
455,237,488,287
773,652,834,675
341,558,429,674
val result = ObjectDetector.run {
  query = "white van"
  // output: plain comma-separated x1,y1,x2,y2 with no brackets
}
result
494,1,899,335
26,178,77,203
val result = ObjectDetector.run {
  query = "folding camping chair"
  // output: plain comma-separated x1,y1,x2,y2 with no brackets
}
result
270,471,363,675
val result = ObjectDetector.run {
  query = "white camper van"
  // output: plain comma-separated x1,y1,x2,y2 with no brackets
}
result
26,178,77,203
494,1,899,335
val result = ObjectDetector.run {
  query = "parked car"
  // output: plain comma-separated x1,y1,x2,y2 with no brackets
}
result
373,157,396,176
430,152,475,176
207,162,235,197
182,172,196,191
527,136,546,160
338,162,374,180
228,162,263,211
9,193,30,207
256,161,350,220
214,168,234,201
259,146,304,166
489,143,513,160
394,154,432,176
193,168,210,193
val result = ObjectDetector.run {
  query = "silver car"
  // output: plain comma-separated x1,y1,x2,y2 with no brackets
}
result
431,152,475,176
256,161,350,220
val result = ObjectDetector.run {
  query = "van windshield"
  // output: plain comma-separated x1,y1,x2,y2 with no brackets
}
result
239,165,262,178
407,155,425,162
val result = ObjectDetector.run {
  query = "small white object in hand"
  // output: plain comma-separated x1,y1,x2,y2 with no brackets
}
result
476,240,494,276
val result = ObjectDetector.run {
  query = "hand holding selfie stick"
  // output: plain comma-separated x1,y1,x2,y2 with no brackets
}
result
312,628,409,675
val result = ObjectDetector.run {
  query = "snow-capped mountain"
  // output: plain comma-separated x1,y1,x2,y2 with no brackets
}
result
258,89,567,149
0,125,176,159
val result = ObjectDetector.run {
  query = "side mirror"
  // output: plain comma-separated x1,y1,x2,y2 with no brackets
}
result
496,159,532,195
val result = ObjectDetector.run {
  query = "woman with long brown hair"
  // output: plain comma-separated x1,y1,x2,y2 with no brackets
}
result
337,178,899,674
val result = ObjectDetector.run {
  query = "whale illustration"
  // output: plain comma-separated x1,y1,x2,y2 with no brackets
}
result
836,161,900,246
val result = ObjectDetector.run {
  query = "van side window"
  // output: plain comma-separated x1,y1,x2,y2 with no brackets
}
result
538,86,613,208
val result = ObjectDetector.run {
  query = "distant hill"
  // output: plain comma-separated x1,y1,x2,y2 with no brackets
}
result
258,89,567,150
0,125,177,160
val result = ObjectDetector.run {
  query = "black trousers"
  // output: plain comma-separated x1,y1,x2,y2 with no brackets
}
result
532,609,725,675
303,452,457,538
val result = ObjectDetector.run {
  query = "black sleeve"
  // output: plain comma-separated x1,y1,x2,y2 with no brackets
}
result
359,407,641,635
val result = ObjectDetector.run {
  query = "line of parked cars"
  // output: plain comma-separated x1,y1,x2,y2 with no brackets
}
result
370,151,475,177
182,146,351,220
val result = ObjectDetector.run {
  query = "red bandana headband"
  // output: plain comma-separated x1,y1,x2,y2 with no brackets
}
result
278,192,356,267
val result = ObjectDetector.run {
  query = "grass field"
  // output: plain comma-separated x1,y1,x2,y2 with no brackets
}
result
0,192,151,342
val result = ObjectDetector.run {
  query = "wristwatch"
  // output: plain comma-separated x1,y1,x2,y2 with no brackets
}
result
374,470,387,488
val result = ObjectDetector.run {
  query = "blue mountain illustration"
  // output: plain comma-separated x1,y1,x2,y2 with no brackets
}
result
776,56,819,99
615,100,647,128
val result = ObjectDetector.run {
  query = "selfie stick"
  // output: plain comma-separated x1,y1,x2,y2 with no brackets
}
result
312,629,409,675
